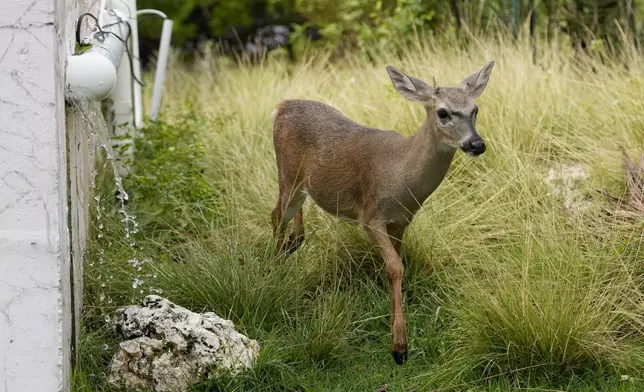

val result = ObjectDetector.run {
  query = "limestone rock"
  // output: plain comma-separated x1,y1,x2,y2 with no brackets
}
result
546,163,590,213
107,295,260,392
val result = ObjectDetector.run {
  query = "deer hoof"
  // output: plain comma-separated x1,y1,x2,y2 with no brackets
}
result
392,348,407,365
286,234,304,254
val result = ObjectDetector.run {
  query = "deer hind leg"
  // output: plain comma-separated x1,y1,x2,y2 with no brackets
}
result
271,187,306,256
365,222,408,365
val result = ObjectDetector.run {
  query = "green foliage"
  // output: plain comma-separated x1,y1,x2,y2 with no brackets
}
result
290,0,446,56
136,0,453,63
136,0,295,49
135,0,644,62
122,107,215,244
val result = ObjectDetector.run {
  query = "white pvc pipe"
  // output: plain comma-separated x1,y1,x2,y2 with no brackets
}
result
97,0,106,26
65,21,126,100
149,19,173,121
66,52,118,100
137,9,168,18
129,2,144,130
105,4,136,176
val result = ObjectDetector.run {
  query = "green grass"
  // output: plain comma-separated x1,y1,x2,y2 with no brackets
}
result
74,35,643,391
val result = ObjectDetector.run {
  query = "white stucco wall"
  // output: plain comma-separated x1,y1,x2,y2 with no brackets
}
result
0,0,96,391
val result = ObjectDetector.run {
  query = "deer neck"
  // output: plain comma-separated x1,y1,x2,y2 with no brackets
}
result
401,118,457,203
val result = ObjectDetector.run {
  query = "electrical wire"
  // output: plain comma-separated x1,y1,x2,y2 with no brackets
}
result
76,12,101,45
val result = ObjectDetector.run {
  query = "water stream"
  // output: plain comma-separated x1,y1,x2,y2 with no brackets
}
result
70,98,157,323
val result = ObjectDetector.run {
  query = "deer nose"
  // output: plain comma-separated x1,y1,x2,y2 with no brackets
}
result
469,140,486,155
463,139,485,155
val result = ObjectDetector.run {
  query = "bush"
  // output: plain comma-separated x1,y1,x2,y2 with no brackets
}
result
122,106,216,245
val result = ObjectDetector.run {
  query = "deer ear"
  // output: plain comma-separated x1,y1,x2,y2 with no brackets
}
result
458,61,495,99
386,66,434,102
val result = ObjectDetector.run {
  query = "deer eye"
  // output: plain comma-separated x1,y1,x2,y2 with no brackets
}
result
437,108,450,120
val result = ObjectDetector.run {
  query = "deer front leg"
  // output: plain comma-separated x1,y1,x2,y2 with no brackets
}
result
365,223,408,365
272,190,306,257
286,207,305,253
271,199,288,256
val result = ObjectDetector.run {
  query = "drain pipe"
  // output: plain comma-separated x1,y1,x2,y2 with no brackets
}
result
65,2,134,176
66,1,173,163
108,0,137,159
97,0,107,25
65,11,128,100
130,6,144,130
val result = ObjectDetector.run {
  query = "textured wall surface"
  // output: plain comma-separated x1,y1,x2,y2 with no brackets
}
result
0,0,96,391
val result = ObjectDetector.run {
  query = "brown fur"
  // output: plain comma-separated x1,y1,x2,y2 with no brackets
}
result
270,62,495,364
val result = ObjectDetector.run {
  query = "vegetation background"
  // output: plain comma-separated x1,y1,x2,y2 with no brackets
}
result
134,0,643,64
75,1,643,391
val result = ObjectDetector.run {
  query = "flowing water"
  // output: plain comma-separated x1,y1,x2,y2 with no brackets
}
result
70,98,157,322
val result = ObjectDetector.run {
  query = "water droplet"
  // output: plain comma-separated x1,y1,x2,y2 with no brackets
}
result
99,293,105,302
133,278,143,288
97,233,104,238
102,344,109,351
104,315,111,323
98,223,104,230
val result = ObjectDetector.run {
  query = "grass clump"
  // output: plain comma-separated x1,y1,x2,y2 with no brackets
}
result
75,34,644,391
442,221,644,384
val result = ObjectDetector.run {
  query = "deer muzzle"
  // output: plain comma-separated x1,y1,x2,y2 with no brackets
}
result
461,137,486,156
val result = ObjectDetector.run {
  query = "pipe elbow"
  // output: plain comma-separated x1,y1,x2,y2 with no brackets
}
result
65,51,118,100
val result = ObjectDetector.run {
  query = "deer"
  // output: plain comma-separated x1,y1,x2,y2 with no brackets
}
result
270,61,495,365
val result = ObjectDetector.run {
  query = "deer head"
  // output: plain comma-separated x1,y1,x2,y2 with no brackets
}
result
386,61,495,156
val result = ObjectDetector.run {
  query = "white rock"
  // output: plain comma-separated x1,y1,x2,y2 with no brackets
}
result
545,163,590,213
107,295,260,392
